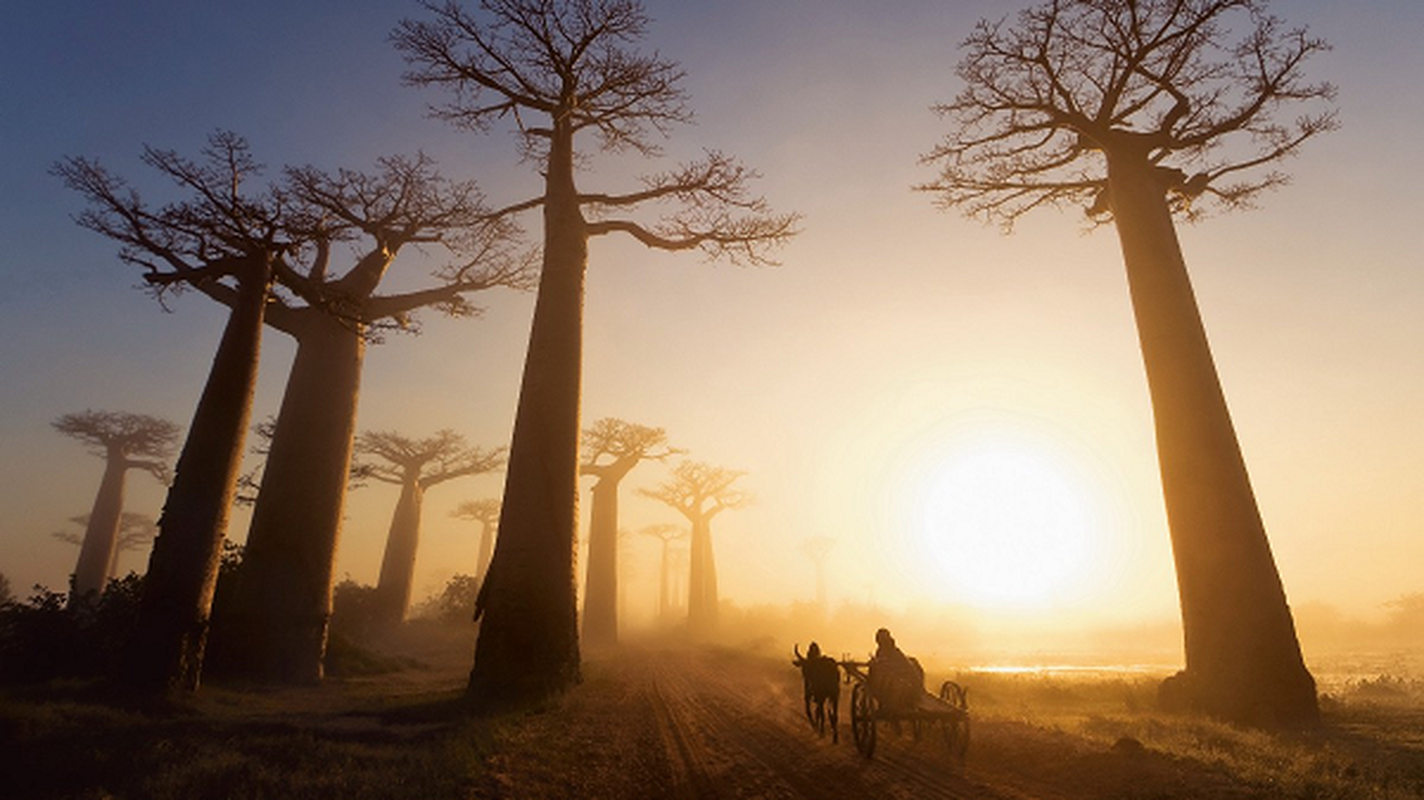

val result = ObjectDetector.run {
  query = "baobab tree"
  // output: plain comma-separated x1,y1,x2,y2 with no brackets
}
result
52,512,159,586
800,536,835,616
51,411,178,602
354,430,505,624
452,498,501,583
55,132,303,690
920,0,1335,727
394,0,797,707
640,461,751,635
639,523,686,623
218,153,529,684
580,418,682,646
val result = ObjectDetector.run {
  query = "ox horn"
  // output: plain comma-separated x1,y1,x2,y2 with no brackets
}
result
793,643,803,662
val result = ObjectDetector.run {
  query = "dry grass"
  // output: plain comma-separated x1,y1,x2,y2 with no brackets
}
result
938,666,1424,800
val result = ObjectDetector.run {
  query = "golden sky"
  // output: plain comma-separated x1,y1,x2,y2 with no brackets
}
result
1,1,1420,640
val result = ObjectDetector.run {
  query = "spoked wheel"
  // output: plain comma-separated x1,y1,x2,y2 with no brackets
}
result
851,682,877,758
939,680,970,763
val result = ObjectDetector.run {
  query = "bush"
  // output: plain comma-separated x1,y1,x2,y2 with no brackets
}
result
0,573,144,683
410,573,480,625
330,579,383,641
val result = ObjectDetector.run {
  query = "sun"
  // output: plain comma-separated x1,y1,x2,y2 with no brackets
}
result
910,437,1098,610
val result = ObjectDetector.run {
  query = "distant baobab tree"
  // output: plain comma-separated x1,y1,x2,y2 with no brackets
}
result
580,418,682,646
920,0,1336,727
51,411,178,602
223,153,530,684
640,461,751,635
800,536,835,614
451,498,501,583
55,131,301,690
52,511,159,586
394,0,797,708
354,430,505,624
639,523,686,623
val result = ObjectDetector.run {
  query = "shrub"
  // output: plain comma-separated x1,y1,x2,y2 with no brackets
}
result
0,573,144,683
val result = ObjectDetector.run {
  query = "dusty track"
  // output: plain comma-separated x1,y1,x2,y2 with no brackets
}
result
478,646,1250,798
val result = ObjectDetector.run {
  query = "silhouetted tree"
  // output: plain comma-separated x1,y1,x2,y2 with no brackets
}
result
800,536,835,616
639,523,685,622
354,430,505,624
394,0,797,707
0,573,12,606
52,512,159,585
640,461,750,635
55,132,301,690
51,411,178,601
451,498,501,583
921,0,1335,727
580,418,681,646
223,154,529,683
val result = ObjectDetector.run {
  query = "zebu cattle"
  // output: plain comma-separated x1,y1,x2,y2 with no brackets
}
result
792,642,840,743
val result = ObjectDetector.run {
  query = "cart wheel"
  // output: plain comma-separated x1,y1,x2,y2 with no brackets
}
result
939,681,970,763
851,682,877,759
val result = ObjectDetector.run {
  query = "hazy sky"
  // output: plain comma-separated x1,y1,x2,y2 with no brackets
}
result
2,1,1420,635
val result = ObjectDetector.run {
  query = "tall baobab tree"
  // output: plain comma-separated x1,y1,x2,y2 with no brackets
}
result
354,430,505,624
451,498,501,583
639,523,685,623
394,0,797,707
55,132,302,690
640,461,751,635
920,0,1335,727
580,418,682,646
219,153,529,684
52,512,159,586
51,411,178,601
800,536,835,616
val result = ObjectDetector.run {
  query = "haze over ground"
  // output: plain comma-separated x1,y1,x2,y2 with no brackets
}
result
1,1,1420,648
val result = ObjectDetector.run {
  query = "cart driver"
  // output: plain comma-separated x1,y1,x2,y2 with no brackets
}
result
870,628,922,713
874,628,908,666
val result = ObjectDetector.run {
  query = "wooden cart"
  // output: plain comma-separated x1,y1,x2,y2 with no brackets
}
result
839,659,969,761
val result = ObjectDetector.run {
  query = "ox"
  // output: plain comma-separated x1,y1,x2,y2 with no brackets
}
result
792,642,840,743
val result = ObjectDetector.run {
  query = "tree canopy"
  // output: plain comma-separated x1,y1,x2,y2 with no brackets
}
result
921,0,1338,226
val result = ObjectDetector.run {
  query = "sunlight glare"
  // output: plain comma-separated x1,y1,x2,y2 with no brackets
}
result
913,438,1096,610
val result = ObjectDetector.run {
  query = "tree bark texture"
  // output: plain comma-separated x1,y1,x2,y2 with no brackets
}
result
374,477,425,624
1107,151,1318,727
582,478,619,647
124,263,267,691
475,520,495,584
469,126,585,708
687,516,718,634
71,454,127,600
218,313,364,683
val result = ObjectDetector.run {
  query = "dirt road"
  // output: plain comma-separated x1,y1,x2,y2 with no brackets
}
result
479,647,1255,799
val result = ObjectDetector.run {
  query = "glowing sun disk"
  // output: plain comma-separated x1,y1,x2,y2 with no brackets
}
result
915,442,1094,609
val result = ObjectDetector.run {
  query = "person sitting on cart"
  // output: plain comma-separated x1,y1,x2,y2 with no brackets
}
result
869,628,924,714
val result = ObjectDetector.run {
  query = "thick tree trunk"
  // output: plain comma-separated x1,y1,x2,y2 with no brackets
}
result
468,125,585,709
1107,151,1318,727
658,542,670,621
70,454,126,601
374,477,425,625
582,478,619,647
124,262,267,691
687,516,718,634
475,521,495,584
218,313,364,683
